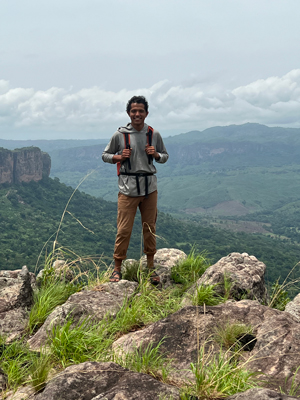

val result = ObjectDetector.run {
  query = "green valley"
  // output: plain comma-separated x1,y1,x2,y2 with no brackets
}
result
1,176,300,284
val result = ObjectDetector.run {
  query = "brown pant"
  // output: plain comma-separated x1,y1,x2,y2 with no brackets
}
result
113,190,157,260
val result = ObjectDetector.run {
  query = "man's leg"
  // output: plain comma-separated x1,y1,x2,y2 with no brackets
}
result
111,193,140,281
139,191,159,283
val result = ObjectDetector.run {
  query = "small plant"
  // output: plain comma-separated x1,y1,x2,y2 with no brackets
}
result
223,273,233,301
213,321,253,350
114,339,172,382
0,337,40,390
280,365,300,396
27,280,79,334
192,284,222,306
49,318,112,368
171,248,210,287
122,260,141,282
28,353,53,392
108,281,181,338
180,343,258,399
269,279,291,311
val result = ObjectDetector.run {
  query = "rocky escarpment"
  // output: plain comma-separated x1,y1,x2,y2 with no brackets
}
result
0,147,51,184
2,250,300,399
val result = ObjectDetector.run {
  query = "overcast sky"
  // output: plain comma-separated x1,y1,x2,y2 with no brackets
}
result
1,0,300,139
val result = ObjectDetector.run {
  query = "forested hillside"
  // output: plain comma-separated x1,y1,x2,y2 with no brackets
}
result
42,124,300,245
1,176,300,283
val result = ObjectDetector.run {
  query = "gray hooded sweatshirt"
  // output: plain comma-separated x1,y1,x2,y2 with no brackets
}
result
102,123,169,197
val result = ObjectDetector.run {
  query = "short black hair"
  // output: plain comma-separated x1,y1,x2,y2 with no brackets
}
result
126,96,149,113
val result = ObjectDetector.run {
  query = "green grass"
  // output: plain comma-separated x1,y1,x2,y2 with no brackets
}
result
0,337,42,390
106,280,181,338
49,318,112,368
280,365,300,397
191,285,223,306
27,280,80,334
171,248,210,287
213,321,253,350
46,278,182,369
114,339,172,382
122,260,141,282
181,344,258,399
27,353,53,392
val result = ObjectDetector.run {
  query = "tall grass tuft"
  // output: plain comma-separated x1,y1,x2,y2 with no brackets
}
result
181,343,258,399
27,281,79,334
191,284,223,306
49,318,112,368
213,321,253,350
114,339,172,382
0,337,40,390
171,248,210,288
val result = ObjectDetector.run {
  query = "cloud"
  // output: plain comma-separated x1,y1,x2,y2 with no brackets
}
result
1,69,300,139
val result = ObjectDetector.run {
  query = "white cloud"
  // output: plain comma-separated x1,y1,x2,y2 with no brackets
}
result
1,69,300,139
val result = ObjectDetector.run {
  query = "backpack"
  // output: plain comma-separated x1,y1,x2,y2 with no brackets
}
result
116,126,154,176
117,126,154,197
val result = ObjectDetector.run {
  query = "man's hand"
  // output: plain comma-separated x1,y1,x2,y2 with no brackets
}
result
112,148,132,164
145,145,160,160
121,148,132,161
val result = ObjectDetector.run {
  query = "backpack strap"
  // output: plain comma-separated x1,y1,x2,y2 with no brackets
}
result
117,132,131,175
146,126,154,164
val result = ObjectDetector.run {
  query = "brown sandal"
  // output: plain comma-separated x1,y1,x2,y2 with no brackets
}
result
148,269,160,285
109,270,122,282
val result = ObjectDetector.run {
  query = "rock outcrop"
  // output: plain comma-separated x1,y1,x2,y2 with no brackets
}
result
195,252,267,303
227,388,298,400
0,147,51,184
2,250,300,399
285,293,300,321
113,300,300,388
0,266,35,341
34,362,181,400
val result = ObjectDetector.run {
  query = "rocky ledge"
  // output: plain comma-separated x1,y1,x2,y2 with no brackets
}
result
1,249,300,399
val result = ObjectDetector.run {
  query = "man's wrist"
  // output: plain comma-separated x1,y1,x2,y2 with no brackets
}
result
112,155,122,164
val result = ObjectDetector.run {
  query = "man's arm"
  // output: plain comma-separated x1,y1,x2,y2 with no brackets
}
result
112,149,132,164
153,132,169,163
102,133,132,164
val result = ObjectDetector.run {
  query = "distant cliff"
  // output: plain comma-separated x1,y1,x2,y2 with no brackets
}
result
0,147,51,184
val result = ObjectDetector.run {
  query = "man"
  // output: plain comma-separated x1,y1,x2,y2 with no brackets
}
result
102,95,169,283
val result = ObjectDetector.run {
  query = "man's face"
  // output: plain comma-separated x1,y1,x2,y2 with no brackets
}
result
128,103,148,131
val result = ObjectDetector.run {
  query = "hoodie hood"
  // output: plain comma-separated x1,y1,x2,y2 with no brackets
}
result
118,123,148,134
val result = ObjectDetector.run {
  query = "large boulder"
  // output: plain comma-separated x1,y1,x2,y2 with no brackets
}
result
195,252,267,303
0,266,35,341
113,300,300,389
34,362,180,400
28,280,138,350
140,248,187,288
4,386,35,400
140,248,187,268
285,293,300,321
227,388,298,400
